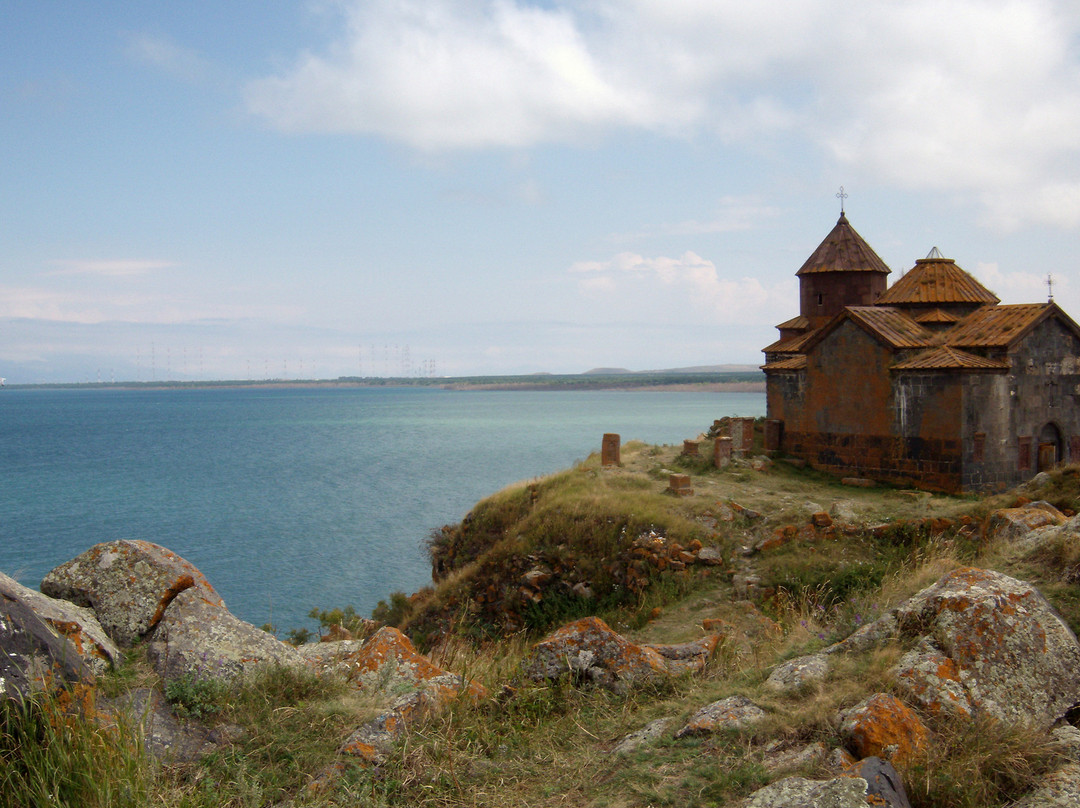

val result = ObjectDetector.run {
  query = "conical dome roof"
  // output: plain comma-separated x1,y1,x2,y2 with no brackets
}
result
795,214,891,277
877,255,999,307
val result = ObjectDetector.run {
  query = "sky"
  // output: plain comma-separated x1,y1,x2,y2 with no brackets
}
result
3,0,1080,383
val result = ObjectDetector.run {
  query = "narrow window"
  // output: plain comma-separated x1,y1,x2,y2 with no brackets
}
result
1018,436,1032,471
817,293,823,306
973,432,985,462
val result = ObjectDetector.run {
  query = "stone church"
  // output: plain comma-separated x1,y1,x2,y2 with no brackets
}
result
761,213,1080,493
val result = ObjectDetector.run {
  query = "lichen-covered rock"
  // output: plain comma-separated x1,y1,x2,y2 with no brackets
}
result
146,588,302,681
760,740,827,774
0,593,90,698
765,653,829,695
1009,763,1080,808
611,717,673,755
744,775,869,808
675,695,767,738
336,627,486,765
0,571,120,676
983,505,1066,544
891,567,1080,729
644,634,721,675
41,540,222,646
522,617,669,689
839,693,928,766
101,687,240,763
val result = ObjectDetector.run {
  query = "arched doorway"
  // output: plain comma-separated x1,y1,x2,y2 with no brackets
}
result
1038,422,1063,471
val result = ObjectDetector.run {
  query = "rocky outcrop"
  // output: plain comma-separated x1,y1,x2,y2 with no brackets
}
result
522,617,670,690
0,591,90,698
41,540,223,646
983,503,1067,544
146,587,303,682
675,695,767,738
0,571,120,676
765,653,828,695
890,567,1080,728
334,627,486,765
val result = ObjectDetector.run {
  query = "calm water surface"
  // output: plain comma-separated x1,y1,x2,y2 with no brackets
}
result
0,387,764,632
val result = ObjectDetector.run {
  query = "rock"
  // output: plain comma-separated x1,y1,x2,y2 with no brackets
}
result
611,717,673,755
0,571,120,676
1009,763,1080,808
841,477,876,488
983,506,1067,544
830,500,858,523
846,756,913,808
337,627,486,764
146,587,302,682
744,775,869,808
644,635,721,675
826,613,898,655
102,687,241,764
522,617,669,690
1052,725,1080,760
41,540,223,646
674,695,767,738
0,593,90,698
890,567,1080,729
696,546,725,566
765,653,828,695
761,740,827,773
1029,471,1054,489
839,693,929,766
810,511,833,528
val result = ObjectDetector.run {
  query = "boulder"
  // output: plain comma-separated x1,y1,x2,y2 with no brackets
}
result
675,695,767,738
744,775,870,808
846,756,912,808
890,567,1080,729
0,571,120,676
765,653,829,695
146,588,302,682
983,505,1066,544
760,740,827,773
0,593,90,698
41,540,223,646
1009,763,1080,808
522,617,669,690
611,717,673,755
336,627,486,764
644,634,721,675
839,693,929,766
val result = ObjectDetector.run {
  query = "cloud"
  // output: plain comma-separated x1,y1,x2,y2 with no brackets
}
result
45,259,179,277
125,33,212,83
569,249,792,324
246,0,1080,229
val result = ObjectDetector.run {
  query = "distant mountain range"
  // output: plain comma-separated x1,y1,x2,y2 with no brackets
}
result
582,364,760,375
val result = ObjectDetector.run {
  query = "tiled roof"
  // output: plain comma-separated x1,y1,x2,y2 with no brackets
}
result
762,329,817,355
891,346,1009,371
877,258,999,306
913,308,962,324
762,355,807,371
945,304,1054,348
796,214,892,276
845,307,936,348
775,315,810,331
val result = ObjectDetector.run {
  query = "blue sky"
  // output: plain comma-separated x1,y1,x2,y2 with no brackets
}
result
4,1,1080,383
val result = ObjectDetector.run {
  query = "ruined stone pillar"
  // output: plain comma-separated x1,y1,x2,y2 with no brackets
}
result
714,436,733,468
601,433,621,466
682,439,699,456
731,417,755,453
668,474,693,496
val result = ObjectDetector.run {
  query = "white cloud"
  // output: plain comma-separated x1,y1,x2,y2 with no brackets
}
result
246,0,1080,229
569,249,792,324
45,259,178,277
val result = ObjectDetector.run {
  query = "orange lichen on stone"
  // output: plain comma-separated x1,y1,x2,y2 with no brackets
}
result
841,693,929,767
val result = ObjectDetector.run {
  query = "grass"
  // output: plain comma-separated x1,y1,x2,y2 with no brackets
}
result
19,446,1080,808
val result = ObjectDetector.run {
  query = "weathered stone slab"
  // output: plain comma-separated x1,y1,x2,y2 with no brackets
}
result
675,695,767,738
0,571,120,676
745,775,869,808
611,717,673,755
42,540,223,646
765,653,829,695
0,593,90,698
146,588,302,682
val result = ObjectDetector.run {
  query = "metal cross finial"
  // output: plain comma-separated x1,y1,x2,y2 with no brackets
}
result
1047,273,1055,302
836,186,848,214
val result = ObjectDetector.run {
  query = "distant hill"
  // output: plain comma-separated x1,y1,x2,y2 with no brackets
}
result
583,364,759,375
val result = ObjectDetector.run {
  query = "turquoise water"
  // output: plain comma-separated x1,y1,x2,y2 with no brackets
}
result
0,387,764,632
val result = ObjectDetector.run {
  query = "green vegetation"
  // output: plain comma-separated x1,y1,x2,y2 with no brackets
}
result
16,439,1080,807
